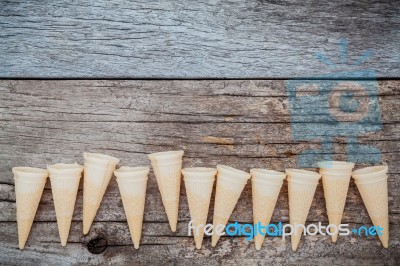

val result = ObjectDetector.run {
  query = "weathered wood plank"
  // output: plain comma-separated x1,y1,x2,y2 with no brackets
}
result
0,79,399,264
0,222,399,265
0,80,399,123
0,173,399,224
0,1,399,78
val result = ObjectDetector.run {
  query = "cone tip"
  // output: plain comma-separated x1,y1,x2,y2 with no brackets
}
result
60,231,68,246
195,243,202,249
291,240,299,251
255,243,262,251
83,225,89,235
169,221,177,232
211,235,219,247
134,242,140,249
83,218,92,234
332,234,338,243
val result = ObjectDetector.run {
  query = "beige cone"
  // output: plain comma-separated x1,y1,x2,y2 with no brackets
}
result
13,167,49,249
82,152,119,234
182,167,216,249
211,165,251,247
48,163,83,246
352,165,389,248
148,150,184,232
115,166,149,249
286,169,321,251
250,169,286,251
318,161,354,243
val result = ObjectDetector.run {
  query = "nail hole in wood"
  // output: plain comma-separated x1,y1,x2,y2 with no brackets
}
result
87,237,108,254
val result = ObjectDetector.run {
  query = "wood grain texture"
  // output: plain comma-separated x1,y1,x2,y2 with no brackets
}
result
0,80,399,265
0,0,399,78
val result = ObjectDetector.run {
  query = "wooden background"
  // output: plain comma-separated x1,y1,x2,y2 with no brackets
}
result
0,0,399,78
0,80,399,265
0,0,399,265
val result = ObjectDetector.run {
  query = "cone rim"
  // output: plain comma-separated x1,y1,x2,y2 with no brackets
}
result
83,152,120,164
150,160,183,166
287,177,319,185
148,150,184,161
47,163,83,176
13,166,48,176
250,168,286,183
320,170,352,179
84,162,116,170
285,169,321,180
182,167,217,179
352,165,388,180
217,165,251,181
114,166,150,180
319,168,353,175
318,161,355,170
13,167,48,183
184,176,215,183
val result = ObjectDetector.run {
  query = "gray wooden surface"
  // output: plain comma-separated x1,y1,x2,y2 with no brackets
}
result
1,0,399,78
0,80,399,265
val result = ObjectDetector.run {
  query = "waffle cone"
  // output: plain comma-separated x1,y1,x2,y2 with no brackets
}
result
251,169,286,250
52,179,81,245
123,198,146,249
183,167,216,249
115,166,149,249
321,172,352,242
82,167,115,234
48,163,83,246
13,167,48,249
353,166,389,248
286,169,321,251
211,165,250,247
82,153,119,234
318,161,354,242
148,151,184,232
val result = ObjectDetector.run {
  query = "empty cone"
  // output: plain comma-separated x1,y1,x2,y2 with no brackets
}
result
13,167,49,249
352,165,389,248
182,167,216,249
250,169,286,251
115,166,149,249
286,169,321,251
48,163,83,246
148,150,184,232
318,161,354,243
211,165,251,247
82,152,119,234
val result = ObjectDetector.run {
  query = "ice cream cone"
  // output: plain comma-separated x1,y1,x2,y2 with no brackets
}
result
318,161,354,242
148,150,184,232
48,163,83,246
250,169,286,251
82,152,119,234
182,167,217,249
286,169,321,251
352,165,389,248
114,166,149,249
211,165,251,247
13,167,49,249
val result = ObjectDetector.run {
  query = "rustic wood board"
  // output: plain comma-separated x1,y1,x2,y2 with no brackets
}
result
0,80,399,265
0,0,399,78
